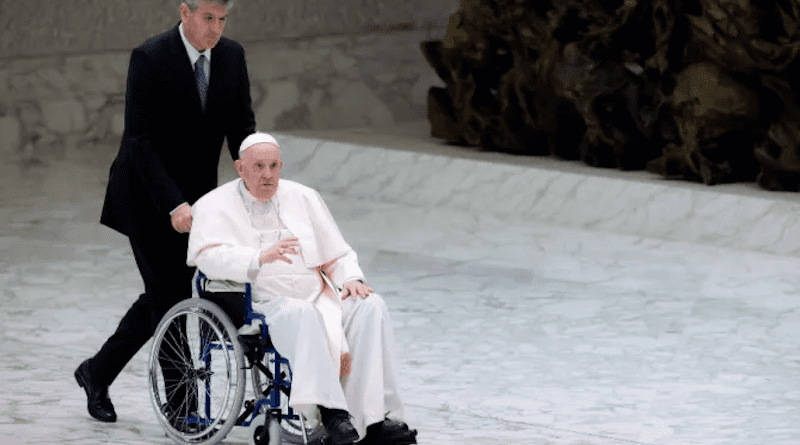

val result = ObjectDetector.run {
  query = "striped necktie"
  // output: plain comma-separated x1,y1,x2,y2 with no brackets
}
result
195,55,208,111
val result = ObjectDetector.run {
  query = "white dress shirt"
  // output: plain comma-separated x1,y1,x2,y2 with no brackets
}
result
178,22,211,81
170,22,212,216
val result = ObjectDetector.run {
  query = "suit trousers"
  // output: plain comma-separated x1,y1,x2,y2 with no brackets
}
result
89,229,194,389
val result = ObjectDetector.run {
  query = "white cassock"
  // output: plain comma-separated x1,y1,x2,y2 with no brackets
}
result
187,178,404,438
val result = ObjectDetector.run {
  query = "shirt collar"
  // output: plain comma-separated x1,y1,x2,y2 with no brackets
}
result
178,22,211,66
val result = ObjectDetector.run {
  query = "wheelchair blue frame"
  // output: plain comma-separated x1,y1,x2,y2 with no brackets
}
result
193,271,299,428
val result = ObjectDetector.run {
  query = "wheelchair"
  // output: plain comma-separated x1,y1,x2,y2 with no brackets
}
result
147,272,325,445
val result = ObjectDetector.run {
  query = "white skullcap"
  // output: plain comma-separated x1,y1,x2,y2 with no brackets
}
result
239,132,279,156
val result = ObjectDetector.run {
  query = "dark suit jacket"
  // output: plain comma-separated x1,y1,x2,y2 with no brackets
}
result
101,23,256,238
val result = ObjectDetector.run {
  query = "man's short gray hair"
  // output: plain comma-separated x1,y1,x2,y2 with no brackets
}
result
183,0,234,11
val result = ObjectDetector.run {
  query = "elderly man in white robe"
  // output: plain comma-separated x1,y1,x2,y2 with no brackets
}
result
187,132,417,445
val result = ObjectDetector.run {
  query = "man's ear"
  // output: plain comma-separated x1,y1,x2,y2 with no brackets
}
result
179,3,190,20
234,159,243,176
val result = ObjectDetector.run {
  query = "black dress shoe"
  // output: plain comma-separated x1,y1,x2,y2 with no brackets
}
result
321,408,359,445
74,359,117,422
357,418,418,445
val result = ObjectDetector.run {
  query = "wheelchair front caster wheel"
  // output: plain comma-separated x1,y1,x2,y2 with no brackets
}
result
252,424,269,445
249,412,280,445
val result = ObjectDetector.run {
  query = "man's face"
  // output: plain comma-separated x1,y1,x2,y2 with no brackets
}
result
180,1,228,51
235,143,282,201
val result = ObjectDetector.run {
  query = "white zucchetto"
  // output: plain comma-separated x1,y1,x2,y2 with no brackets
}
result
239,132,280,157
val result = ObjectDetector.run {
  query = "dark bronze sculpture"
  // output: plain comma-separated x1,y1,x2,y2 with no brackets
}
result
422,0,800,190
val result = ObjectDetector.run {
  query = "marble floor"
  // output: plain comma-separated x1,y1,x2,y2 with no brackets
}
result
2,124,800,445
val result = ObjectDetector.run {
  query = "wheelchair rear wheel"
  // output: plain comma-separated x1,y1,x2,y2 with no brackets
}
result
149,298,246,445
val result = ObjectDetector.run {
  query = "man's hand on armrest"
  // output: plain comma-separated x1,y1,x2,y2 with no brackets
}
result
341,280,372,300
259,237,300,265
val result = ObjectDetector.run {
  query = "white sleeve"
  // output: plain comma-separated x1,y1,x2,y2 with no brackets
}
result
187,193,259,283
193,244,259,283
328,250,365,289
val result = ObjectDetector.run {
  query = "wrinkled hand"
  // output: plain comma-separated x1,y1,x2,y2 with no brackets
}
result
341,280,372,300
340,352,351,377
260,237,300,265
171,204,193,233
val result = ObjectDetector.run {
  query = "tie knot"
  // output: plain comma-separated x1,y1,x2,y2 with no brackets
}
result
196,55,206,69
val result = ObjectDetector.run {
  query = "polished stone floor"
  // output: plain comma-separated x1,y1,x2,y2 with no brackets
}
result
2,125,800,444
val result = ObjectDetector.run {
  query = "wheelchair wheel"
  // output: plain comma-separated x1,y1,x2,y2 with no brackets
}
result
251,355,326,444
250,351,291,404
149,298,246,445
248,411,326,445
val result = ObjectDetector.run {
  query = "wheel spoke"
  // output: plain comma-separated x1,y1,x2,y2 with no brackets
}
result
149,299,245,444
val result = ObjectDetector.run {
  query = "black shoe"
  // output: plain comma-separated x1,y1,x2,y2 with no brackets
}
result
74,359,117,422
357,418,418,445
321,408,359,445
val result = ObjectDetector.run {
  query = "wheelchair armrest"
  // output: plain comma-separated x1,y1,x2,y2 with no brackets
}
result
195,271,265,336
196,271,248,294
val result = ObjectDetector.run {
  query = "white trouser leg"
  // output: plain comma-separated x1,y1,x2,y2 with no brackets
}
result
254,298,348,410
340,293,405,438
